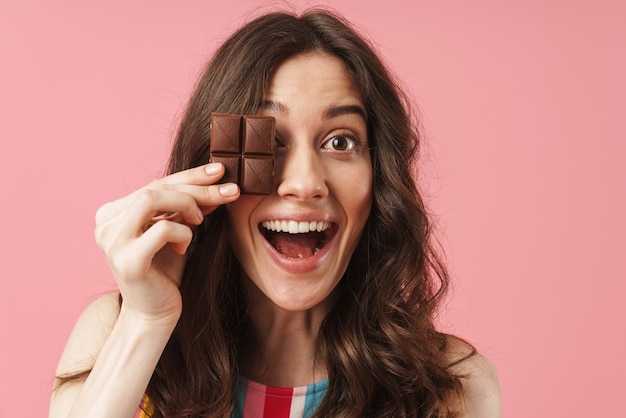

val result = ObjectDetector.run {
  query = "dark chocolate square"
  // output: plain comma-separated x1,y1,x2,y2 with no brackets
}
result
210,113,275,195
243,115,274,154
242,156,274,195
211,113,241,153
208,155,239,185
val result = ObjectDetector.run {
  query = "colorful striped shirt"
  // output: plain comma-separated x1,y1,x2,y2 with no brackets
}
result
135,378,328,418
233,378,328,418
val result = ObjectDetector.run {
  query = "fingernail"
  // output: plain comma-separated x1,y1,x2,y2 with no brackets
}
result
196,208,204,222
219,183,239,196
205,163,222,175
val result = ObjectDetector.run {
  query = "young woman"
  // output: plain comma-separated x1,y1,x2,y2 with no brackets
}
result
50,9,501,418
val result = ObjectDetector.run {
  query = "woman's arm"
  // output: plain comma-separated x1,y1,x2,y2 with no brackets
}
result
49,292,176,418
49,163,240,418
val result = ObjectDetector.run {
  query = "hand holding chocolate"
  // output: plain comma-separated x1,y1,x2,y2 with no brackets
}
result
210,113,275,195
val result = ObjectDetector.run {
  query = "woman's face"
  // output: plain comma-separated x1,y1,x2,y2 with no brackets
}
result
226,52,372,312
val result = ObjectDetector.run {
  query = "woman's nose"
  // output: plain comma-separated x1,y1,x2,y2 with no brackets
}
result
275,145,328,201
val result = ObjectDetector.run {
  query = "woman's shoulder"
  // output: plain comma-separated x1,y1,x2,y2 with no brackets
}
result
444,335,502,418
72,291,122,335
55,292,121,376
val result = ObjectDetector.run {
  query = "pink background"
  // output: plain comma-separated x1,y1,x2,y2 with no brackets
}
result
2,1,624,416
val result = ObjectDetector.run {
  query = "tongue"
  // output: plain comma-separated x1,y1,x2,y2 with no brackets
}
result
270,232,322,259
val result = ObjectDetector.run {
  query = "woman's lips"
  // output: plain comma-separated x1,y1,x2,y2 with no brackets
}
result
260,221,336,257
259,221,338,273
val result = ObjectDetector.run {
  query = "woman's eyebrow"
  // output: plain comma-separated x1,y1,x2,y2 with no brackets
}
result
261,100,287,114
262,100,367,122
324,105,367,122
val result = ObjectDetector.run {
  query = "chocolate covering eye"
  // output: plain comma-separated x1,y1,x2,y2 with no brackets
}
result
210,113,275,195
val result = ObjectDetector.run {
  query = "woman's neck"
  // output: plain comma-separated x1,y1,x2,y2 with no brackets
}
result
237,279,336,387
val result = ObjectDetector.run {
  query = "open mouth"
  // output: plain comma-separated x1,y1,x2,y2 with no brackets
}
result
260,220,337,259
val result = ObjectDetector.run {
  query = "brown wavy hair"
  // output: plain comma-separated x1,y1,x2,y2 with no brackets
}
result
59,8,469,418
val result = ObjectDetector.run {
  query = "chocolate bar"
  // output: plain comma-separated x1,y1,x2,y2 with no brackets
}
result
210,113,275,195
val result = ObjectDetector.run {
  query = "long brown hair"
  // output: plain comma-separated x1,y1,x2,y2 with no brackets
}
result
61,9,468,417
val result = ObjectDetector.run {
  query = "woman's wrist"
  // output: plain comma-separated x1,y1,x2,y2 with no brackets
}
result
117,302,181,338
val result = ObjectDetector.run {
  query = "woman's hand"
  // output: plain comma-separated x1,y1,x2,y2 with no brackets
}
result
93,162,240,325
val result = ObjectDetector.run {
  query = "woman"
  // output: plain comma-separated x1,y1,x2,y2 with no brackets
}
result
50,9,501,418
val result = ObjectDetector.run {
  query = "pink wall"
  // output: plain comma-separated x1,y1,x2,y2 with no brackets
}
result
2,1,624,416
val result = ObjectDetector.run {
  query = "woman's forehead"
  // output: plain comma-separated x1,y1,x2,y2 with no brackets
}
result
264,53,363,109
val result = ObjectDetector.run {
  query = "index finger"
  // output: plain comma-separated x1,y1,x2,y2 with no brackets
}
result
154,163,226,187
95,163,227,226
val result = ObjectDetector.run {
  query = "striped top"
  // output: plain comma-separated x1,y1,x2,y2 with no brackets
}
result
233,378,328,418
135,378,328,418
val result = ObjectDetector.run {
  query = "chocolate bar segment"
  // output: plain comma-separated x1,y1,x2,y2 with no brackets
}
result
210,113,275,195
211,113,241,153
242,156,274,195
243,115,274,154
209,155,239,185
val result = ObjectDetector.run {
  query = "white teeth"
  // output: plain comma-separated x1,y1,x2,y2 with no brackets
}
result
261,220,331,234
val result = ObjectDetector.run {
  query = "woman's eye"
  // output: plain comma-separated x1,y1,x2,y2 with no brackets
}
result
322,135,359,151
273,137,287,152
